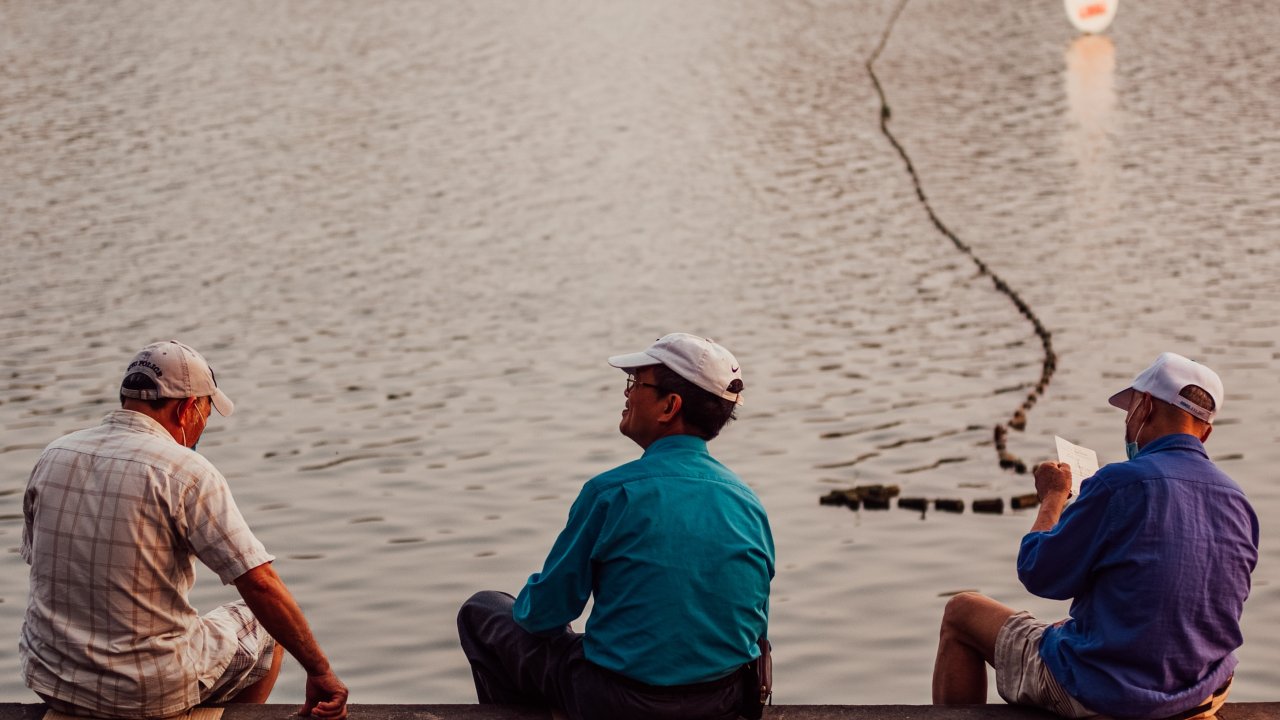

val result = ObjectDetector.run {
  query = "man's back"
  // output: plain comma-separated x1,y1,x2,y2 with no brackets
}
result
514,434,775,686
21,409,272,717
1019,434,1259,717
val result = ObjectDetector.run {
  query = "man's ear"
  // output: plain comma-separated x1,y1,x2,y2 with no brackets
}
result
1200,423,1213,443
657,392,683,423
175,397,197,424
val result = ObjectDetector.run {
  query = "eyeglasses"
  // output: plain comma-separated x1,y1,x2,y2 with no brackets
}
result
625,374,664,395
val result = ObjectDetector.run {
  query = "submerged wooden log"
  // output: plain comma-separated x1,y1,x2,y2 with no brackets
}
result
934,499,964,513
898,497,928,512
819,490,861,510
819,484,899,510
1010,493,1040,510
973,498,1005,514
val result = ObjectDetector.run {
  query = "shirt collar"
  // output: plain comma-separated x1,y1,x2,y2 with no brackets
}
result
103,408,177,442
1133,432,1208,460
641,433,709,457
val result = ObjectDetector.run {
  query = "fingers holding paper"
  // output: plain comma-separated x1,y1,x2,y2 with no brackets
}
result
1033,461,1073,500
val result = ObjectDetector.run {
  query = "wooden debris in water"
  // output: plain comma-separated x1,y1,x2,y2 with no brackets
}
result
818,489,860,510
993,425,1028,474
1011,493,1040,510
863,496,891,510
934,498,964,513
973,498,1005,514
818,484,900,511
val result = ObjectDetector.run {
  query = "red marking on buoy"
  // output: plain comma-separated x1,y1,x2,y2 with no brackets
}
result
1079,3,1108,19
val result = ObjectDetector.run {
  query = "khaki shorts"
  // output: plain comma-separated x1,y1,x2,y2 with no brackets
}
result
995,611,1232,720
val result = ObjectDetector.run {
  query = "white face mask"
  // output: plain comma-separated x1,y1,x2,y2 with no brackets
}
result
180,400,210,451
1124,394,1148,460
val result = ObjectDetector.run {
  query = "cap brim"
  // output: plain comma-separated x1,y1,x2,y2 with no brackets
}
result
211,388,235,417
607,351,661,371
1108,387,1134,411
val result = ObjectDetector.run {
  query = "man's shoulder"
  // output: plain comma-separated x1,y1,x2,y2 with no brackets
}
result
583,449,756,506
1090,446,1247,509
41,421,224,488
582,456,649,495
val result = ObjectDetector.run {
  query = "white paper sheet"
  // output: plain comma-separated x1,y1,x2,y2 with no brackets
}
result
1054,435,1100,493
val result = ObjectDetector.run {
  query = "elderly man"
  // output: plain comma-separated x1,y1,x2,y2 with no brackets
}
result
933,352,1258,719
21,341,348,719
458,333,775,720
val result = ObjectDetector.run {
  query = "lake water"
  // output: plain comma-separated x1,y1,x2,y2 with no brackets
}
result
2,0,1278,706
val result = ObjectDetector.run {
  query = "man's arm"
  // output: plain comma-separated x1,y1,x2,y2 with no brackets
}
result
513,488,608,633
234,563,348,719
1017,462,1112,600
1029,461,1073,532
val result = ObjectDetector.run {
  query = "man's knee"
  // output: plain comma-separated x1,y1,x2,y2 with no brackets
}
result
939,592,1002,643
458,591,514,639
940,592,1019,663
941,592,985,631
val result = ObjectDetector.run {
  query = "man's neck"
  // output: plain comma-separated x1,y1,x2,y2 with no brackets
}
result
121,401,184,445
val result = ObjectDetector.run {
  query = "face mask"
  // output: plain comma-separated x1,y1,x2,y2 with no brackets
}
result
180,401,209,452
1124,395,1147,460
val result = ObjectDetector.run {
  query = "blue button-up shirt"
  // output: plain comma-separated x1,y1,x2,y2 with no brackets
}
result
1019,434,1259,719
514,434,775,686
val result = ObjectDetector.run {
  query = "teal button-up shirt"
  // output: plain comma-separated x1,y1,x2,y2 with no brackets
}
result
514,434,775,686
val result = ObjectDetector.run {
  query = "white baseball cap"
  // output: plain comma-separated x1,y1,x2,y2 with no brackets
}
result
1107,351,1222,423
608,333,744,405
120,340,234,416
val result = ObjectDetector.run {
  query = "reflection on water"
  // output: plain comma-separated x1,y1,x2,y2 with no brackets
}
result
1,0,1278,707
1064,35,1119,228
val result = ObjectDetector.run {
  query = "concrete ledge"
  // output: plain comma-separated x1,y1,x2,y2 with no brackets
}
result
1,705,1277,720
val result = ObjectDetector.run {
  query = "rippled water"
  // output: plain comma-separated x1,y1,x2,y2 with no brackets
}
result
2,0,1278,706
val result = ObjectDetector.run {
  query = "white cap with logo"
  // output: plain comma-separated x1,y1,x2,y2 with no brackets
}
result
608,333,744,405
120,340,235,417
1107,351,1222,423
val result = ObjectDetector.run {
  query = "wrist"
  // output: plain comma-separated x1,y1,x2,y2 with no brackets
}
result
1038,488,1071,503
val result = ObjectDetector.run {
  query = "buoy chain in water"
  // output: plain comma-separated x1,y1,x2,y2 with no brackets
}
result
819,484,1044,516
866,0,1057,474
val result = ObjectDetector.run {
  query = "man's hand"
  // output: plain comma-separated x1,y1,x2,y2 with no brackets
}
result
234,564,347,718
1030,462,1073,533
301,670,348,719
1033,461,1073,501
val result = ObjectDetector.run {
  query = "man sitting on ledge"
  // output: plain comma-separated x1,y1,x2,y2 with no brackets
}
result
932,352,1258,719
20,341,347,719
458,333,774,720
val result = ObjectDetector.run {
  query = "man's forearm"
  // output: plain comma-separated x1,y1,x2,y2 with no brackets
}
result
234,563,331,675
1029,491,1070,533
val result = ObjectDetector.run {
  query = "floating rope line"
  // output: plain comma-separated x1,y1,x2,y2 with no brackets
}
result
865,0,1057,473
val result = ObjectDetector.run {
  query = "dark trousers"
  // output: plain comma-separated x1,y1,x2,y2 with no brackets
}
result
457,591,745,720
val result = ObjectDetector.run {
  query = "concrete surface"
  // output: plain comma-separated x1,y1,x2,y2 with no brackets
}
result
2,705,1278,720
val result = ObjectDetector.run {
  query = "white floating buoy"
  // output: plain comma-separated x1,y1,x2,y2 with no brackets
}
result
1064,0,1118,34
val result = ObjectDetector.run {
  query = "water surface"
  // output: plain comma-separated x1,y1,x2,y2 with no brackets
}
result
1,0,1277,705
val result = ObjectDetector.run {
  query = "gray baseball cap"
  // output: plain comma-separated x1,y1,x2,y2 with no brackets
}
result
120,340,234,416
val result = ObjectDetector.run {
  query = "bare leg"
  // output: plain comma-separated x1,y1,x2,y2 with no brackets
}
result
932,592,1018,705
228,643,285,704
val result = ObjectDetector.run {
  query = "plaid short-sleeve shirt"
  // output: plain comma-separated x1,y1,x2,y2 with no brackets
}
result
19,409,275,717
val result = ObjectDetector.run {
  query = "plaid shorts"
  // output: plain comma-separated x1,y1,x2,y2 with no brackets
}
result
198,600,278,703
41,601,276,717
995,611,1232,720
